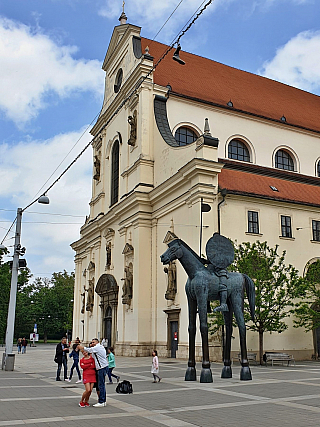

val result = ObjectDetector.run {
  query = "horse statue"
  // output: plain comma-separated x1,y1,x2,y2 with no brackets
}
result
160,233,255,382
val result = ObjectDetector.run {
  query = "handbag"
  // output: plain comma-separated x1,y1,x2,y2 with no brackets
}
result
54,355,59,364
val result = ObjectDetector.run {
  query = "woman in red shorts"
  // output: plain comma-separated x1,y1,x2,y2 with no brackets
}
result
79,349,96,407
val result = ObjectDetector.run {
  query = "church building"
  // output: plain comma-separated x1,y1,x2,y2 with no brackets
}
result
71,12,320,360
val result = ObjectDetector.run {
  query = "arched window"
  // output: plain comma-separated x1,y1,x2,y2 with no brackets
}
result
275,149,294,171
174,127,198,146
317,161,320,177
111,140,119,206
228,139,250,162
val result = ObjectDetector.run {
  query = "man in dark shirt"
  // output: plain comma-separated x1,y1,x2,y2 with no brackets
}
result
55,337,69,381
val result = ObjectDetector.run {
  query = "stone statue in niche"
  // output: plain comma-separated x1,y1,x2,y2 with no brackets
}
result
86,278,95,312
81,289,86,314
93,155,101,181
164,261,177,301
106,243,112,269
127,110,137,146
121,265,133,304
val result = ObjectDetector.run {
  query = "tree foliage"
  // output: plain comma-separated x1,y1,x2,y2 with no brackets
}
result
293,260,320,334
231,241,304,364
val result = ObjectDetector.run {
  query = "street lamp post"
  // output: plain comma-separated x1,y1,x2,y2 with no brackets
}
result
1,195,49,371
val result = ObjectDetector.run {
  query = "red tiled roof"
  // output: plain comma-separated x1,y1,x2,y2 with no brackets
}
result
141,38,320,134
219,167,320,207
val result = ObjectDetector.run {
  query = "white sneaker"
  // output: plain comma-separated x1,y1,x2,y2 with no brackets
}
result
76,380,82,383
65,379,71,382
93,402,106,407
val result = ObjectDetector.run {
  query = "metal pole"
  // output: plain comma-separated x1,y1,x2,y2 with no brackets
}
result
200,197,203,256
4,208,22,369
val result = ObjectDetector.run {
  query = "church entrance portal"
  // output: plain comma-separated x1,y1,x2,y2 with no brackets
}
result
95,274,119,348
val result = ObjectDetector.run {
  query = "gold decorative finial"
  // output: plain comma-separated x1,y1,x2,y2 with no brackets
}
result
122,1,125,13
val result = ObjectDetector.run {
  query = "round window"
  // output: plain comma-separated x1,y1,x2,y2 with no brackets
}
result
174,127,198,146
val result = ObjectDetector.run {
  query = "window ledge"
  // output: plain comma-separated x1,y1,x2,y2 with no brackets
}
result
245,232,263,237
310,240,320,244
279,236,295,241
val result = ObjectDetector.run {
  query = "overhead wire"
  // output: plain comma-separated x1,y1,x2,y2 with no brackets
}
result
0,0,214,244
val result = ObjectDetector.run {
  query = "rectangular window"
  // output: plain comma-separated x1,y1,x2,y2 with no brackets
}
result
281,215,292,238
312,220,320,241
248,211,259,234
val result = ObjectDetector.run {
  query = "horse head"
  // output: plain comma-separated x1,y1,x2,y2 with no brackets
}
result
160,239,183,265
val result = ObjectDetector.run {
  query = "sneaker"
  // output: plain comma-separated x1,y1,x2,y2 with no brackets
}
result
84,402,90,407
158,377,162,382
56,378,61,381
93,402,106,407
79,402,86,408
65,379,71,382
76,379,82,384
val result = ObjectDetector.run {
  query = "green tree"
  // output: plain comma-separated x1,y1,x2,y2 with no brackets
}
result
0,248,10,342
231,241,304,364
292,260,320,358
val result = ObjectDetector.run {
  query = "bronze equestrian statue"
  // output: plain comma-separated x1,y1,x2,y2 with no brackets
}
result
160,233,255,382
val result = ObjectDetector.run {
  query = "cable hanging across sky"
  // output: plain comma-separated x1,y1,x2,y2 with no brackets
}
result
0,0,214,245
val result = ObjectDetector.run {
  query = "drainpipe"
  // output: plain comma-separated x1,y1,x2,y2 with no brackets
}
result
217,188,227,235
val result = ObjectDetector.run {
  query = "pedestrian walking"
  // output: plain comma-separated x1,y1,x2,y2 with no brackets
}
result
21,337,28,354
17,338,22,354
79,350,96,407
78,338,108,407
151,350,161,383
66,344,82,383
106,347,120,384
55,337,69,381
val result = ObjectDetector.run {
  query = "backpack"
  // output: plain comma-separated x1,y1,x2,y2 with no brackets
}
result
116,380,133,394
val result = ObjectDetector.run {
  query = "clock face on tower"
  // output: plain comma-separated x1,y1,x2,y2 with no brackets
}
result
114,68,123,93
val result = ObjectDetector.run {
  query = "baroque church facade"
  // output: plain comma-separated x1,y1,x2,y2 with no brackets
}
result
71,14,320,360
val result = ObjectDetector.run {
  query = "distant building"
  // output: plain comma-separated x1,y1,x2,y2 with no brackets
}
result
71,15,320,360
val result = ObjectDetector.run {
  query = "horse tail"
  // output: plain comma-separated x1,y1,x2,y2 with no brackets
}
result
243,274,255,321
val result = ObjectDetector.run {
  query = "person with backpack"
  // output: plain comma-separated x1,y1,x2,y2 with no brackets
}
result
151,350,161,383
106,347,120,384
55,337,69,381
21,337,28,354
65,344,82,383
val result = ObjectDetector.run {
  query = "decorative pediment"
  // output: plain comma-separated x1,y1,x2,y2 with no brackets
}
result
104,228,115,240
88,261,95,271
163,231,179,245
122,243,134,256
95,274,119,296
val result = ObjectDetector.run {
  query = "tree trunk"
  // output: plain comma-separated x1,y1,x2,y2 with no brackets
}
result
259,330,264,365
44,332,47,344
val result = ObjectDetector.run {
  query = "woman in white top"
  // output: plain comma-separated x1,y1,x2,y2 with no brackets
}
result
151,350,161,383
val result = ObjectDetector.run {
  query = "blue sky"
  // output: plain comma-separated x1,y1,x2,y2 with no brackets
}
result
0,0,320,278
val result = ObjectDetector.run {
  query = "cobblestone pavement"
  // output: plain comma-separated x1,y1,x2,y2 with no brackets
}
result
1,344,320,426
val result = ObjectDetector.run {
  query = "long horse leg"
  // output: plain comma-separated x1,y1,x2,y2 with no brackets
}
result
232,291,252,381
185,290,197,381
221,300,233,379
198,294,213,383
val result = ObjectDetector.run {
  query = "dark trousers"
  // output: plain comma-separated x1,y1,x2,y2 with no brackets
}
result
69,360,81,380
97,367,107,403
56,357,67,380
107,367,118,382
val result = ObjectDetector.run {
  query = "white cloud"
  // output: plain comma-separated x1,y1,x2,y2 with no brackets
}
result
0,17,104,125
260,30,320,94
0,128,93,276
98,0,227,39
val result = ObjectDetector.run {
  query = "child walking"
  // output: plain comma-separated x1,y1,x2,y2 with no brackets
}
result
79,350,96,407
66,344,82,383
151,350,161,383
106,347,120,384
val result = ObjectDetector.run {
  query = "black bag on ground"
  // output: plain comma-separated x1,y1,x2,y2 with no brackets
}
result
116,380,133,394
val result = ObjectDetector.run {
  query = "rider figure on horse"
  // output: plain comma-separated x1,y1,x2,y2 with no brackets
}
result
206,233,235,313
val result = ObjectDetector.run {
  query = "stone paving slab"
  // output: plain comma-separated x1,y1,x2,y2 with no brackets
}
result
1,345,320,426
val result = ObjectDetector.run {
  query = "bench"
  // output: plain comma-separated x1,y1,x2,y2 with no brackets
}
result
264,352,295,367
232,352,257,365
